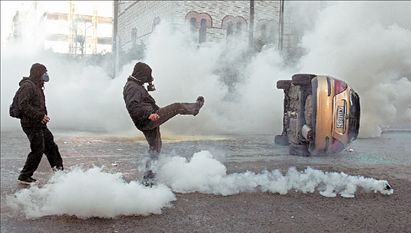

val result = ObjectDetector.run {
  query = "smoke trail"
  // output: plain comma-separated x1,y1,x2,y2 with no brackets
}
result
7,151,393,219
157,151,393,198
6,167,176,219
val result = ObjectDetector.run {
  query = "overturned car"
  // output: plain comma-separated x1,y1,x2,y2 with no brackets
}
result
275,74,360,156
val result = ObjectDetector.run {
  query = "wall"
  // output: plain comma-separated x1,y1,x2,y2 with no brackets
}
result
117,1,179,51
116,1,282,52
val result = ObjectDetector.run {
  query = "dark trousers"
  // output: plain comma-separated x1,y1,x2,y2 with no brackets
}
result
19,126,63,178
140,102,200,156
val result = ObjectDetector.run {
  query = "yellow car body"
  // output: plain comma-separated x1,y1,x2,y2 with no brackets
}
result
310,75,360,155
275,74,360,156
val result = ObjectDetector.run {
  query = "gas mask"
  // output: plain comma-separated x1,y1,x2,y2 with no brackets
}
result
147,82,156,91
42,72,49,82
130,75,155,91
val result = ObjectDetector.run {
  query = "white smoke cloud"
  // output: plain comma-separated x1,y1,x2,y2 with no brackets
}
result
1,20,288,135
1,1,410,137
0,1,45,46
7,150,393,219
144,22,289,134
157,150,393,198
6,166,176,219
1,46,135,133
297,1,411,137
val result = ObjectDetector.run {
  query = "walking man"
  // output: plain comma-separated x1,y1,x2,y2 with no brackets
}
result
10,63,64,185
123,62,204,186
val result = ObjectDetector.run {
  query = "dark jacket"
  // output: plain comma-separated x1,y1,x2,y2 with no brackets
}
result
123,76,159,130
16,77,47,128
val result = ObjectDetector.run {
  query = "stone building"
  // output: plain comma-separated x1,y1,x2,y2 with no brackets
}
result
114,1,296,54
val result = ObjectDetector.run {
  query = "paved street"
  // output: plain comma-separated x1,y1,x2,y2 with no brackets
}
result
1,130,411,233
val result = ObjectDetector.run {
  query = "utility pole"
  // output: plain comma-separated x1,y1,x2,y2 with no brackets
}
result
112,0,119,78
68,1,75,55
249,0,254,49
92,9,98,54
278,0,284,51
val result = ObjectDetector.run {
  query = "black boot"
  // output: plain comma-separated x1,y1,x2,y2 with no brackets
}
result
194,96,205,116
142,170,156,187
18,175,37,185
52,166,64,172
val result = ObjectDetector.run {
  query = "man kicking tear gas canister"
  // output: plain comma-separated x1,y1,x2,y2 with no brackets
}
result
123,62,204,187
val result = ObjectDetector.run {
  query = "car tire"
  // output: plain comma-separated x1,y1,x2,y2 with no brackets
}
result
291,74,316,86
289,143,310,156
275,135,289,145
276,80,292,89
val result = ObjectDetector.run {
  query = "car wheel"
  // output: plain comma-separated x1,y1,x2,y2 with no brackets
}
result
289,143,310,156
275,135,289,145
276,80,292,89
291,74,316,86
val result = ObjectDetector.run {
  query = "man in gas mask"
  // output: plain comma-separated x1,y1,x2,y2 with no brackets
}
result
11,63,64,185
123,62,204,186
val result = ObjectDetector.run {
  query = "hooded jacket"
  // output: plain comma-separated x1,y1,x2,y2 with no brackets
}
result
123,62,159,130
15,63,48,128
16,77,47,128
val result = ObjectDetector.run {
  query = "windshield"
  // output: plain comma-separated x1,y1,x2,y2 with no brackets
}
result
348,89,360,141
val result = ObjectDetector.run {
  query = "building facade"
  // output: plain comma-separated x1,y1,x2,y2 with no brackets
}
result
115,1,295,53
10,1,113,55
